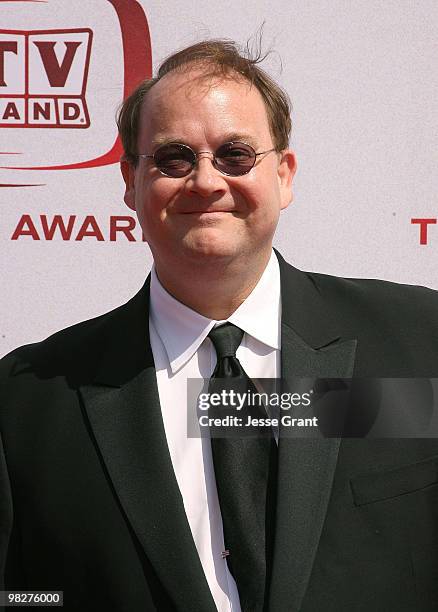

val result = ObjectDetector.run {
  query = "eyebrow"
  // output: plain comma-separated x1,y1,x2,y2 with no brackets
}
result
222,132,259,148
150,136,187,149
150,132,260,150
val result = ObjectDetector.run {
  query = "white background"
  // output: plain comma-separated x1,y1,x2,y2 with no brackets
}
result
1,0,437,357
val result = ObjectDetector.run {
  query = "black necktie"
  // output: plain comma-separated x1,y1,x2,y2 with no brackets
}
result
208,323,278,612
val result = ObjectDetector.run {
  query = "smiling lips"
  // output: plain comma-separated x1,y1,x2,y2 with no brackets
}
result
179,208,236,214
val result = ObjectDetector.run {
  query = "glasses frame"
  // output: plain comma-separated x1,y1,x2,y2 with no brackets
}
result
136,141,277,178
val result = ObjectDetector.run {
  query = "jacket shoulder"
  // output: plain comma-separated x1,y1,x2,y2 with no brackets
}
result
307,271,438,323
0,288,145,383
304,270,438,360
309,268,437,298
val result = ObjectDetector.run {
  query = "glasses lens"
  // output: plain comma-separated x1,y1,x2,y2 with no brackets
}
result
154,144,195,177
215,142,255,176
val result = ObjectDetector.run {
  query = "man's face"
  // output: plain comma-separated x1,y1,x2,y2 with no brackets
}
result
122,66,296,268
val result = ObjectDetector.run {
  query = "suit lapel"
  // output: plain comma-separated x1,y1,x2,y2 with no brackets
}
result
79,280,216,612
269,253,357,611
76,253,357,612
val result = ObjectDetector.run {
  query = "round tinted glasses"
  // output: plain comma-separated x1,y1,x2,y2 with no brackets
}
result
137,141,276,178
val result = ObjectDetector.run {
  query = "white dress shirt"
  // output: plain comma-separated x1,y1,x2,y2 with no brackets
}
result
149,250,281,612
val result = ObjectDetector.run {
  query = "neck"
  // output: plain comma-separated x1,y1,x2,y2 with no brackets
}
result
153,249,272,320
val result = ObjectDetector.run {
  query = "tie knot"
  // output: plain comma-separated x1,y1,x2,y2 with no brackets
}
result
208,323,244,359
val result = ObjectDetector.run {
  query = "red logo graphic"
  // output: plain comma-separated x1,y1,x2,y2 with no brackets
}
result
411,218,437,245
0,28,92,128
1,0,152,186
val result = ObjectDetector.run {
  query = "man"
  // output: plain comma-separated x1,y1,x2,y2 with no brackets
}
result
1,39,438,612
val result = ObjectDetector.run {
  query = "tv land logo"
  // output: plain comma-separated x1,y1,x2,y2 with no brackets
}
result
2,0,153,238
1,0,152,184
0,29,92,128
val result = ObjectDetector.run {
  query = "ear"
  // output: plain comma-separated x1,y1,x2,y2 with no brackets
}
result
277,149,297,211
120,159,136,211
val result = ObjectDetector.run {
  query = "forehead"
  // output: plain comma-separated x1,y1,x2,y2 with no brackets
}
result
137,66,272,148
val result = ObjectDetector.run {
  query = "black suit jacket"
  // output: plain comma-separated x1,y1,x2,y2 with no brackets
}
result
1,251,438,611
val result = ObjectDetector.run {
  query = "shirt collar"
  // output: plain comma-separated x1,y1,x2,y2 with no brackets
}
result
149,250,281,374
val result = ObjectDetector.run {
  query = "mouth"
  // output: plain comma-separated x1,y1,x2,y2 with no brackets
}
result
179,209,236,214
182,208,236,215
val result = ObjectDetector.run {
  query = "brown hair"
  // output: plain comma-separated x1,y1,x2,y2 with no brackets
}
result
117,39,292,165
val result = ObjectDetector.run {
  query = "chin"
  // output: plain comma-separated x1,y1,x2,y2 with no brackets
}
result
181,235,239,261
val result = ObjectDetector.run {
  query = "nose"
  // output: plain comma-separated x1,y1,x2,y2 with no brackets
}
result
184,153,227,198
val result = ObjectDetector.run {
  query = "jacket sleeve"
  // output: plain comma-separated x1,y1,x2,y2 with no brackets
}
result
0,428,13,591
0,352,25,592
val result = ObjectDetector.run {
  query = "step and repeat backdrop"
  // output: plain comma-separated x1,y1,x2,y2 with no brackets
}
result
1,0,437,356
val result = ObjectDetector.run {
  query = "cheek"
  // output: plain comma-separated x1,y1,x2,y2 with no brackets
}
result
236,182,281,215
136,182,174,220
233,177,265,209
239,165,281,206
150,178,184,208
